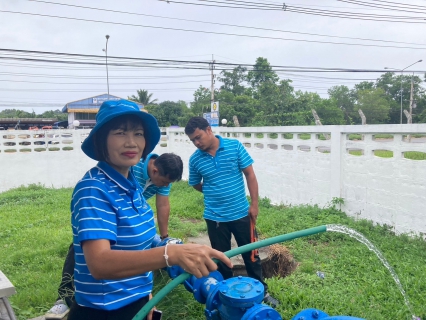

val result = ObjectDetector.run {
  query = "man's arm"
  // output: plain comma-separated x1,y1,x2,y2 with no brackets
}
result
155,194,170,239
242,165,259,223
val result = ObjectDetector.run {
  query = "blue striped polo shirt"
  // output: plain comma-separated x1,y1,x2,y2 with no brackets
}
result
188,135,254,222
71,161,156,311
133,153,171,200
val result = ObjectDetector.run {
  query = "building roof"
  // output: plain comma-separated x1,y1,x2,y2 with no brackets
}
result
62,94,144,113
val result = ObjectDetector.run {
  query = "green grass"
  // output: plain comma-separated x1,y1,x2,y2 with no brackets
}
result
349,150,426,160
269,133,278,139
0,183,425,320
348,150,363,156
317,133,329,140
348,150,393,157
283,133,294,139
299,133,311,140
404,151,426,160
373,134,394,139
348,134,394,141
348,134,363,140
374,150,393,158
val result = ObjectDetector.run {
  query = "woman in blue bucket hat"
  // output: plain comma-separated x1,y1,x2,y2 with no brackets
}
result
67,100,232,320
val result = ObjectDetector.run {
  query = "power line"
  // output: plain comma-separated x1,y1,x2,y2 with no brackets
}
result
1,48,425,73
337,0,426,14
0,71,211,79
0,78,210,85
1,10,426,49
164,0,426,23
28,0,426,46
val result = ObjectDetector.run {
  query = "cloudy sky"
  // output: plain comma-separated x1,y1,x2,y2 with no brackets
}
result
0,0,425,112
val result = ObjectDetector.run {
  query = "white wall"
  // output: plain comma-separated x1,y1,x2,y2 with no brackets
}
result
1,124,426,234
0,129,96,191
164,124,426,235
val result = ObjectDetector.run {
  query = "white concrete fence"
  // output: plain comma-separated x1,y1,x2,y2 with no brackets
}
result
1,124,425,235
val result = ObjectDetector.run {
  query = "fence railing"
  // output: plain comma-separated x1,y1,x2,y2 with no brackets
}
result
1,124,425,234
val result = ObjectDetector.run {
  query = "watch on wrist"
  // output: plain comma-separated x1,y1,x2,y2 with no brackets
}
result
160,234,169,240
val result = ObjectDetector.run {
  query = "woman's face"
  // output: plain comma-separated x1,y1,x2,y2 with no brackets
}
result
106,122,145,177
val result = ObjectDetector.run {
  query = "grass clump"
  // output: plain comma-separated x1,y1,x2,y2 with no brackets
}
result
0,182,425,320
404,151,426,160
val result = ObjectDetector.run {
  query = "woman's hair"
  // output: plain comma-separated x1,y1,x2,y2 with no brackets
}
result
93,114,150,161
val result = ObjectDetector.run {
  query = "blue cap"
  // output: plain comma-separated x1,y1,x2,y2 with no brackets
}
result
81,99,160,161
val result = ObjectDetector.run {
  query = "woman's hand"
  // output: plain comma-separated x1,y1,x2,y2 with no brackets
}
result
166,243,233,278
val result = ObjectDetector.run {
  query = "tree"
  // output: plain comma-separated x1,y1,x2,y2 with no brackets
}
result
356,88,390,124
252,80,308,126
128,89,158,105
353,81,375,92
146,100,190,127
189,86,212,116
212,90,256,127
315,98,345,125
328,85,355,124
41,109,67,121
247,57,279,89
218,66,247,96
376,72,425,123
0,109,20,118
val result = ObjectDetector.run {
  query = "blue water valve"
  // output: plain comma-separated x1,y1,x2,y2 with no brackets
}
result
291,308,365,320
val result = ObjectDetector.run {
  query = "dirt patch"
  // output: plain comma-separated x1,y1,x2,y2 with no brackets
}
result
233,244,298,278
262,244,298,278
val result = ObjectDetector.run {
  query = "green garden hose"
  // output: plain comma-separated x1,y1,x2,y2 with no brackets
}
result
133,225,327,320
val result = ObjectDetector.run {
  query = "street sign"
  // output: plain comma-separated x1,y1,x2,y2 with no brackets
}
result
211,101,219,113
203,112,219,127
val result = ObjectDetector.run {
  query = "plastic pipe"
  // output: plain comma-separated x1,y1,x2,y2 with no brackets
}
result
133,225,327,320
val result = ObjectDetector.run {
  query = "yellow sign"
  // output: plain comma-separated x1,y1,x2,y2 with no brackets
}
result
211,101,219,112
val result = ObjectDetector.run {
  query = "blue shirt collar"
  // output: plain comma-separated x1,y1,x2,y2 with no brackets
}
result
141,153,158,181
96,161,138,192
199,135,224,156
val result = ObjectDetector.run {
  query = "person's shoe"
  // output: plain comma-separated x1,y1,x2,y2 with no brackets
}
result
263,293,279,308
45,300,69,320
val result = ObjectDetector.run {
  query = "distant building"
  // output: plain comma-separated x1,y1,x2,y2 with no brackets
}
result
62,94,144,128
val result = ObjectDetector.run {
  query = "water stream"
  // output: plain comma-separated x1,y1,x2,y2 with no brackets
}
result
326,224,418,320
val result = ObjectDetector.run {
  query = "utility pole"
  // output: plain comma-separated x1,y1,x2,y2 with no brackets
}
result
409,74,414,121
210,55,215,105
102,35,110,99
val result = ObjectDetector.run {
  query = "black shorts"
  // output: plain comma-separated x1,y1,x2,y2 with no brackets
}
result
67,296,149,320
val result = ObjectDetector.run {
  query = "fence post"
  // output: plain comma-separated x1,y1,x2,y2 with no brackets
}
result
329,126,343,200
358,109,367,125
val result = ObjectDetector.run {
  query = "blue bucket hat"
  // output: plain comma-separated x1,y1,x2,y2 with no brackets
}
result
81,99,160,161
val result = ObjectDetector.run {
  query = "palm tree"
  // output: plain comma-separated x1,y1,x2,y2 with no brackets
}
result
128,89,158,105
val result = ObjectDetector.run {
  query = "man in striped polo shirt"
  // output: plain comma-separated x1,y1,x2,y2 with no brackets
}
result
45,152,183,319
133,152,183,241
184,116,279,308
